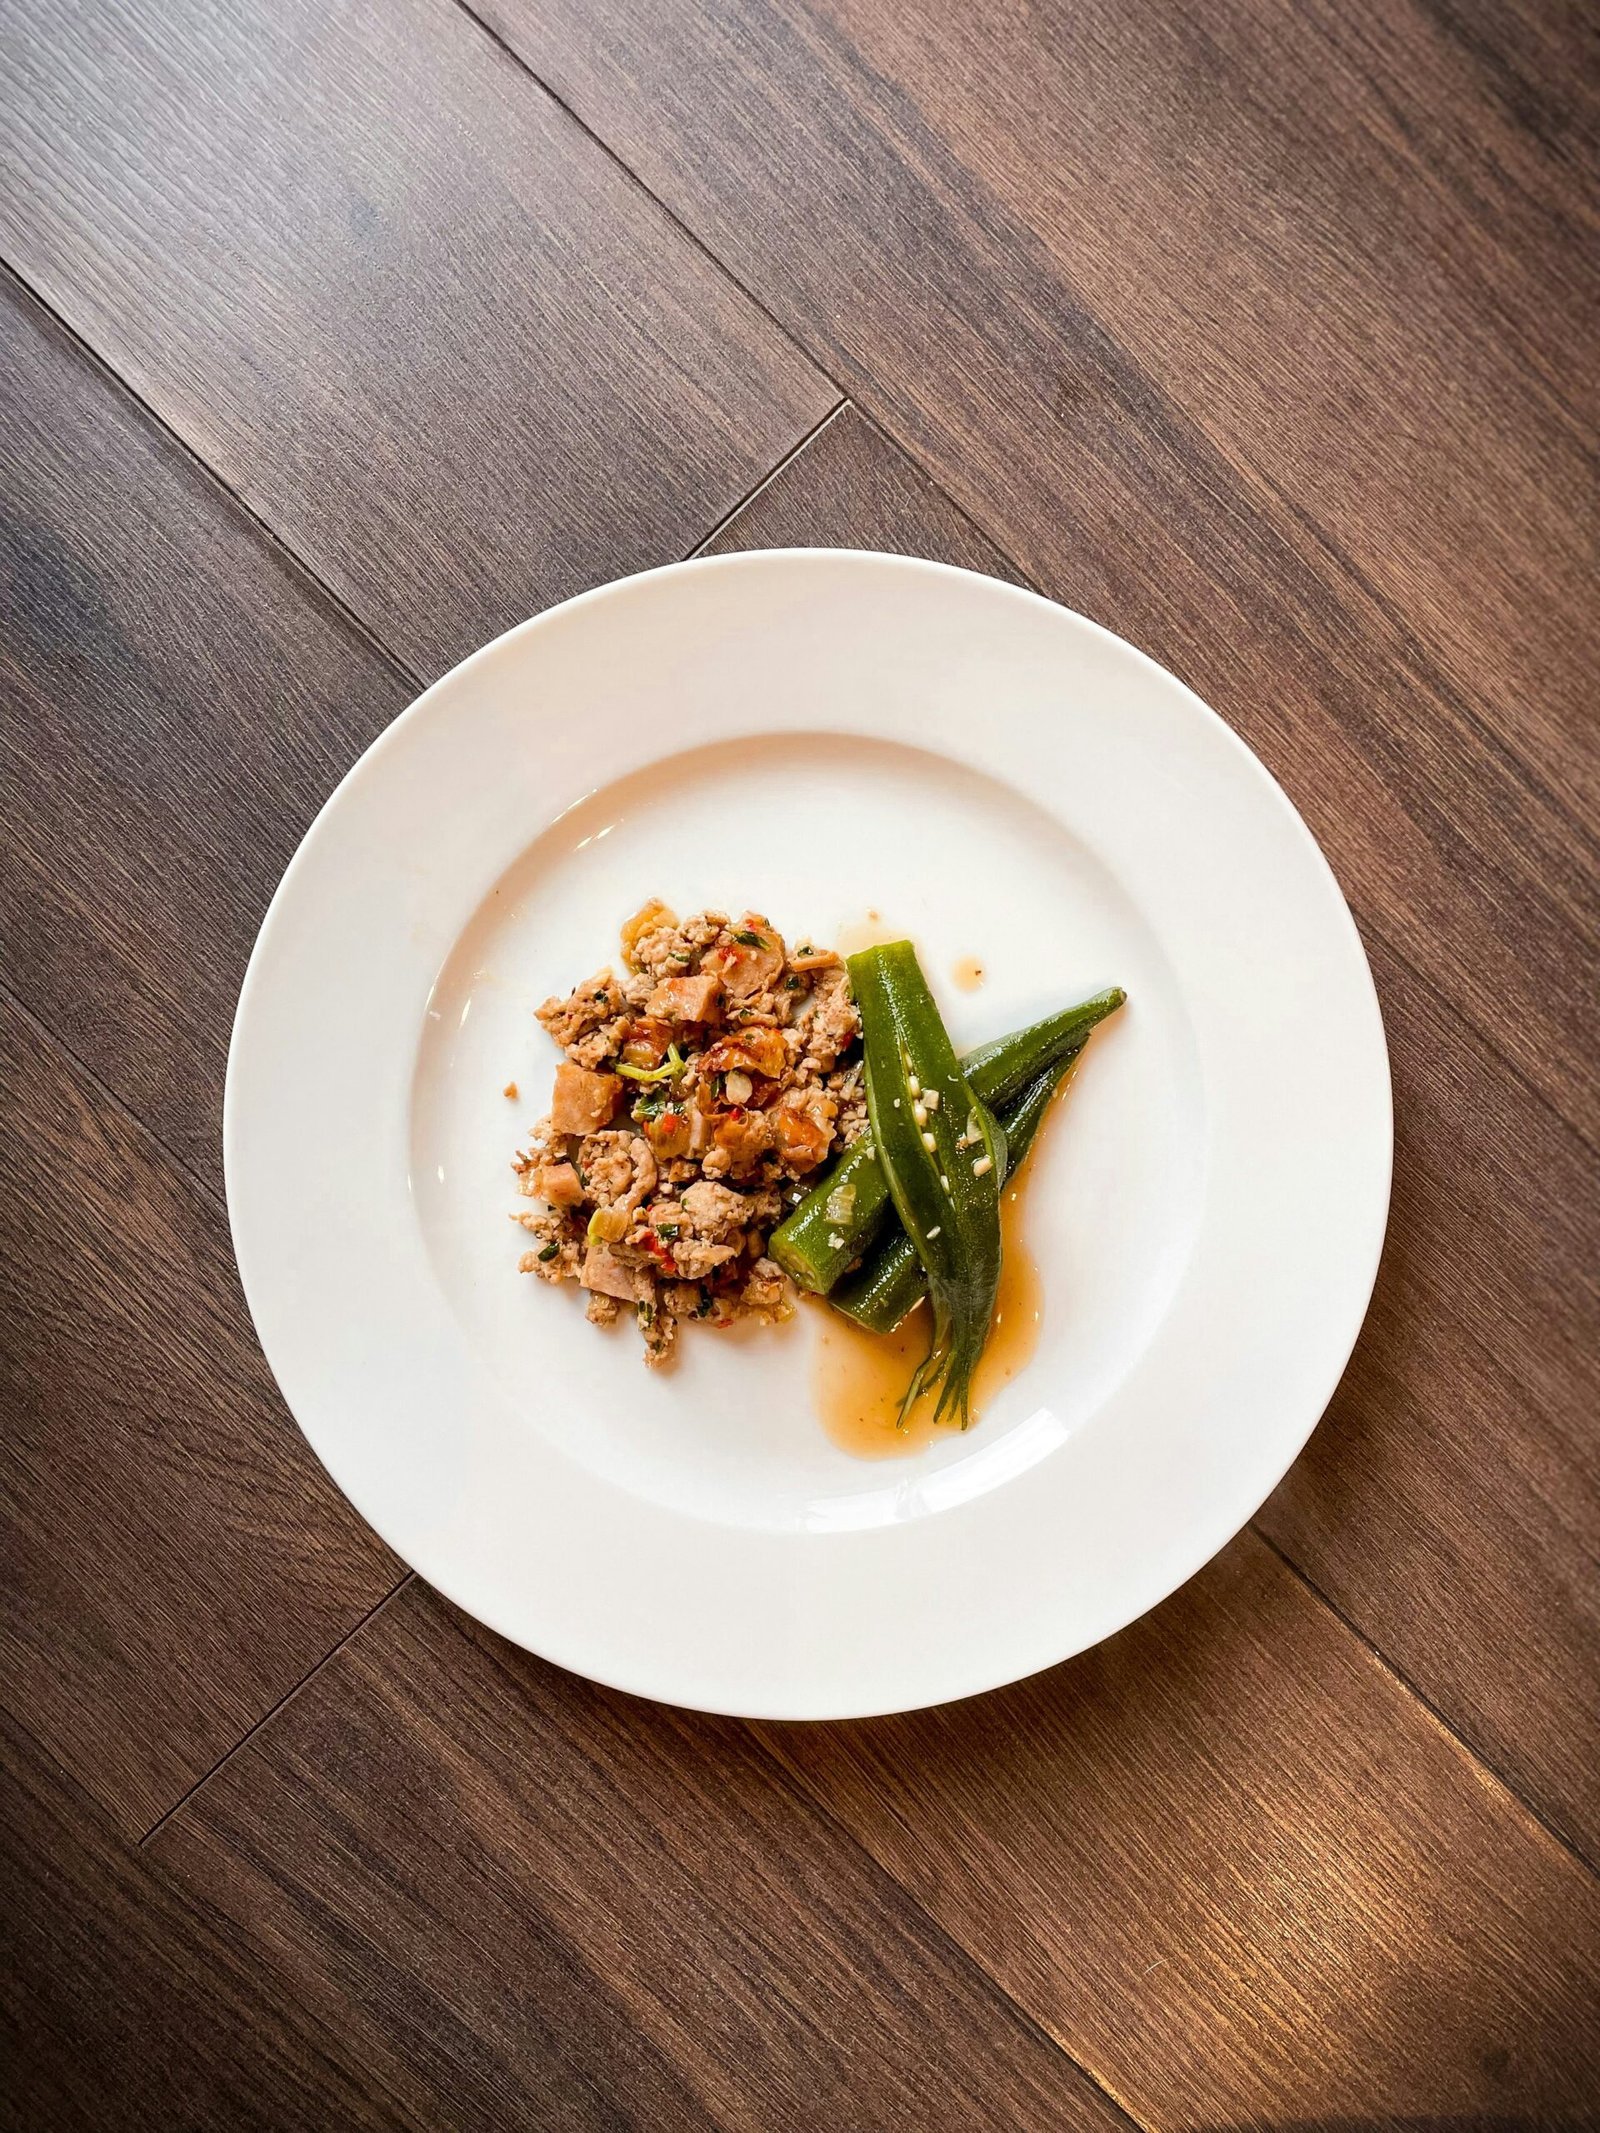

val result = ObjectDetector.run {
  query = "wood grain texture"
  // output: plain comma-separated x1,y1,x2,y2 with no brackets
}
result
700,403,1028,584
0,1704,400,2131
0,992,399,1833
151,1583,1131,2133
0,275,413,1184
702,404,1600,1860
1257,930,1600,1856
2,2,1596,2121
760,1533,1600,2128
0,0,833,680
483,0,1600,1145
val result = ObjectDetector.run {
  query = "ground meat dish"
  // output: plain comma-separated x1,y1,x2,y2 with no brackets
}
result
513,902,865,1365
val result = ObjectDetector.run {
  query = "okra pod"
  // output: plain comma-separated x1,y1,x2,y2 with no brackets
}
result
771,986,1125,1293
852,942,1005,1429
831,1040,1086,1334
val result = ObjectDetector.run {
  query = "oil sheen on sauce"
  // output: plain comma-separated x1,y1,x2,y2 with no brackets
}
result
811,1178,1044,1459
951,955,986,992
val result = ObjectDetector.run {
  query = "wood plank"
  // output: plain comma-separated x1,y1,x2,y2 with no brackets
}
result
512,0,1600,809
0,275,412,1184
481,0,1600,1156
0,993,398,1833
0,1704,401,2131
0,0,833,681
700,403,1600,1859
150,1583,1132,2133
760,1533,1600,2128
699,403,1027,583
1256,931,1600,1856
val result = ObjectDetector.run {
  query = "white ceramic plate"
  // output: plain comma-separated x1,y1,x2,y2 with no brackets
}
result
227,550,1390,1717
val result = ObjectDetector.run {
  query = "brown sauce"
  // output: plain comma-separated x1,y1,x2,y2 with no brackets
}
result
951,955,986,992
811,1180,1044,1458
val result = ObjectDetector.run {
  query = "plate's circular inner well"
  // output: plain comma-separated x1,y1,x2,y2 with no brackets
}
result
227,550,1390,1717
412,731,1203,1531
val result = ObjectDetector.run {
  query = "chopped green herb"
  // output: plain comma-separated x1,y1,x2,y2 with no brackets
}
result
537,1242,560,1262
659,1223,681,1240
636,1300,656,1326
733,929,764,947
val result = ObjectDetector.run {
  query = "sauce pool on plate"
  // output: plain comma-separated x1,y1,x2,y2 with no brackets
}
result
810,1178,1044,1458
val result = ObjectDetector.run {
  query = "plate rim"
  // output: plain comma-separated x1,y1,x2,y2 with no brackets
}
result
225,546,1393,1718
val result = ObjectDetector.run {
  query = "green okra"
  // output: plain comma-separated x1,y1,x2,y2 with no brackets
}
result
851,942,1005,1429
831,1039,1087,1335
771,985,1125,1295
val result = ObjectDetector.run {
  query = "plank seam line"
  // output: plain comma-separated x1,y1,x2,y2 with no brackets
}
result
1252,1526,1599,1880
15,963,1589,1898
701,397,1050,598
0,978,230,1222
451,0,850,401
745,1727,1148,2130
688,399,848,555
5,186,1592,1902
138,1576,416,1848
1371,919,1600,1166
458,0,1600,950
0,263,426,699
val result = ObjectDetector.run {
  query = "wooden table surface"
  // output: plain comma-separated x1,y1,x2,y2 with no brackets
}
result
3,0,1597,2124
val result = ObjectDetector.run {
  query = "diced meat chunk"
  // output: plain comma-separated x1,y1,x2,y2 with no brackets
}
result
585,1291,622,1326
620,899,677,967
580,1243,647,1301
700,1027,788,1080
770,1087,838,1173
703,915,786,999
537,969,626,1050
647,972,724,1024
535,1161,584,1208
550,1062,622,1135
705,1108,769,1178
